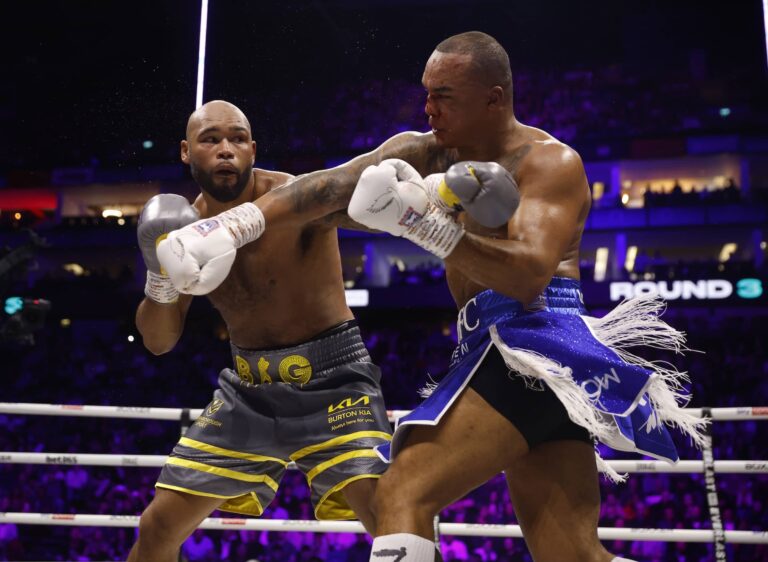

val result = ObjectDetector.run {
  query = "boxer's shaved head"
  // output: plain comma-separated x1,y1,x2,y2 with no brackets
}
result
435,31,512,99
186,100,252,140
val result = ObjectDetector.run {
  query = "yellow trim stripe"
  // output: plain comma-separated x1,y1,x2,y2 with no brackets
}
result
219,491,265,517
315,473,382,521
290,431,392,462
166,457,280,491
179,436,289,466
306,450,381,485
155,482,238,500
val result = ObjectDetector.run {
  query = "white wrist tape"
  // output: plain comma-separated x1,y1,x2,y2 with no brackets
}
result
218,202,265,248
424,173,461,214
403,203,464,259
145,271,179,304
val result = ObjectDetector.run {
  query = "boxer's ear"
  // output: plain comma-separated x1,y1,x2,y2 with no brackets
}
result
181,140,190,164
487,86,504,110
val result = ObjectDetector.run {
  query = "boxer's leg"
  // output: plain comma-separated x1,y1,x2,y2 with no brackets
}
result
370,386,529,560
342,477,378,534
505,439,613,562
127,487,222,562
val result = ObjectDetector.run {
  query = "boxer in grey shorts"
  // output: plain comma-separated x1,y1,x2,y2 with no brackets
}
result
157,320,391,520
129,101,396,561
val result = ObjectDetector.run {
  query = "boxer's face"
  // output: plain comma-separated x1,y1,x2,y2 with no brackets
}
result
422,51,493,148
181,106,256,203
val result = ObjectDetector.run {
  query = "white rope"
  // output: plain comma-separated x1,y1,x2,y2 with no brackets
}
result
0,513,766,544
2,452,766,474
0,403,203,421
0,402,765,423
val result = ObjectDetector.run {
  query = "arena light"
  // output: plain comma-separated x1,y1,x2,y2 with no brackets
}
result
4,297,23,315
594,247,609,282
718,243,737,263
625,246,638,272
195,0,210,109
101,209,123,218
621,193,629,206
763,0,768,71
62,264,85,277
345,289,369,308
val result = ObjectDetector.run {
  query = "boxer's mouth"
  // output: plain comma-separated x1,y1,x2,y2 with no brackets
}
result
214,166,237,177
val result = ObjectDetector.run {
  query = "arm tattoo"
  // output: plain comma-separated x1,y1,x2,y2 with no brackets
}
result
289,172,355,215
271,132,450,221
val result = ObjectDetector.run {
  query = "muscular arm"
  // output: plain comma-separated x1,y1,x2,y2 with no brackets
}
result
255,131,454,230
135,294,194,355
445,145,590,305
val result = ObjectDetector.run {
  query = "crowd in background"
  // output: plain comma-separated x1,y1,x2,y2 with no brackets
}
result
1,303,766,561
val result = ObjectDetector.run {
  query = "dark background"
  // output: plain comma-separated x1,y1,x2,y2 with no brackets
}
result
2,0,765,170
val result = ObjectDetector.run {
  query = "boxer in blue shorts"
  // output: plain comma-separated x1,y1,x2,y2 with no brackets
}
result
343,34,707,562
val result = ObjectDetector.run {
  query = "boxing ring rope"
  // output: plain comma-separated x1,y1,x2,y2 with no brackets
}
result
1,402,767,547
1,452,766,475
1,402,766,422
0,512,767,544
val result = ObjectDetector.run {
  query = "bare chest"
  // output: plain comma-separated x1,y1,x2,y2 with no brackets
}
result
207,230,315,313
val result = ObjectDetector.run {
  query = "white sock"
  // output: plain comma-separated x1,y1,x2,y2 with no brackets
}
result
612,558,638,562
370,533,436,562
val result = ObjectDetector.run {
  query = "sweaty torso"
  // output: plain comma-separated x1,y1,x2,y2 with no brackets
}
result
198,170,353,349
445,125,589,308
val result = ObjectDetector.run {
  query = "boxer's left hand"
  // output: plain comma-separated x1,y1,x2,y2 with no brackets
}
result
348,159,464,259
443,161,520,228
157,202,265,295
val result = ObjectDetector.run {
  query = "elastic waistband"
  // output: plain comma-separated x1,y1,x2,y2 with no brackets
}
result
457,277,586,342
230,322,371,385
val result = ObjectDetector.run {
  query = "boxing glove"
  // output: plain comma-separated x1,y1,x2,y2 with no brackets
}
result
157,201,265,295
441,161,520,228
137,194,199,303
348,159,464,259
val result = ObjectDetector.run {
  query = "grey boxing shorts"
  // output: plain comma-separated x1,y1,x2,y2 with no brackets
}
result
156,320,392,520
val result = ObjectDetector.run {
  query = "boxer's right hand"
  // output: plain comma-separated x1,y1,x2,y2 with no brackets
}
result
157,202,265,296
348,159,464,259
137,194,199,303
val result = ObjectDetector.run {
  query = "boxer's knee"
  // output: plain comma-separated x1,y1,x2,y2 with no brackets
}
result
374,465,441,522
136,499,190,551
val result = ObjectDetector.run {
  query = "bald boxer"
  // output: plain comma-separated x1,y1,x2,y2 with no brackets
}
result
157,34,703,562
128,101,393,562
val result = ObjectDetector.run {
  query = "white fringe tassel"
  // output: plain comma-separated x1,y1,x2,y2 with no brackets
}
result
583,296,709,449
419,375,439,399
489,330,627,482
486,296,709,482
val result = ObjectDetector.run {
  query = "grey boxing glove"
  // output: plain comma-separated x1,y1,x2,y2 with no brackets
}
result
443,161,520,228
137,194,199,303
